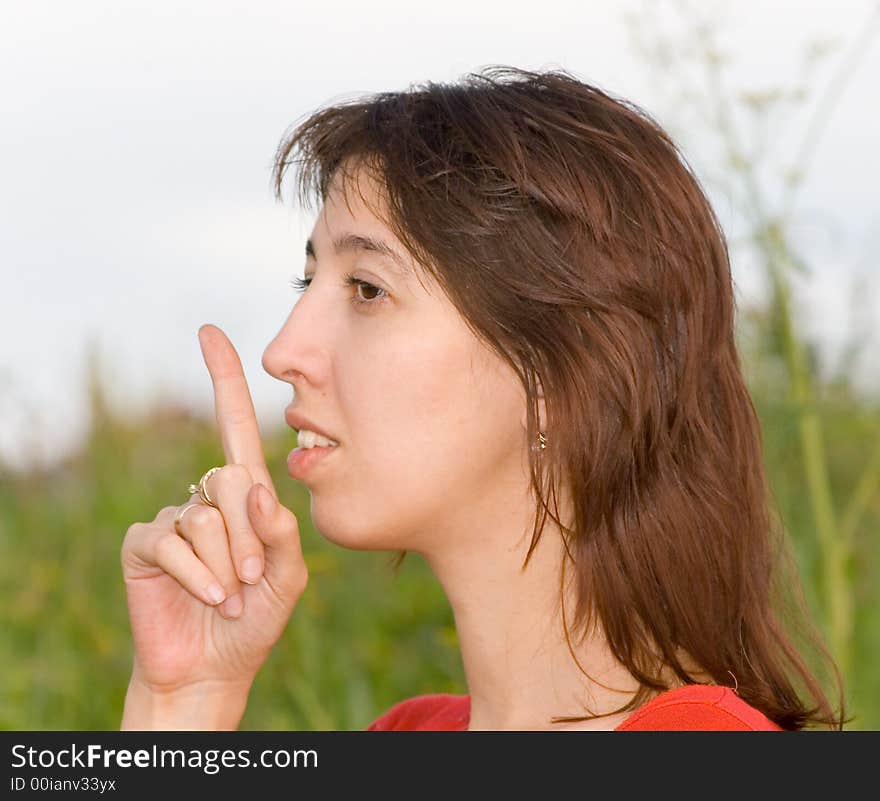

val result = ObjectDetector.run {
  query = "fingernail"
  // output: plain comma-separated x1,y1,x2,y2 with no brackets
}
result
205,583,225,605
220,593,243,618
241,556,263,584
257,484,275,517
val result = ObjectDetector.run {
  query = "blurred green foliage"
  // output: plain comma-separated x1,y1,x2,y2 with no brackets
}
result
1,340,877,730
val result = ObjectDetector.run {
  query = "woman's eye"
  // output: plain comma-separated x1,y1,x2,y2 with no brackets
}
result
288,273,389,308
289,276,311,293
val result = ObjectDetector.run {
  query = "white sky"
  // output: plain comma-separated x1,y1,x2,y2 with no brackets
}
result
1,0,878,471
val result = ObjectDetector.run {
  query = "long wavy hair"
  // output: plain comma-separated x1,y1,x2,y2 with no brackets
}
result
271,65,846,729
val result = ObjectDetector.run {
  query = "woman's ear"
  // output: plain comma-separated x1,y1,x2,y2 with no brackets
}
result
521,376,547,434
537,378,546,432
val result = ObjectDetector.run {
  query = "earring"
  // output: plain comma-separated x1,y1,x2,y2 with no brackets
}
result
538,431,547,450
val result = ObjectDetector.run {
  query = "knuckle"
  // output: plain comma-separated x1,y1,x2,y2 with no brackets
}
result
154,532,180,562
225,409,253,428
188,503,222,530
215,463,252,496
152,506,177,525
189,528,225,556
120,523,143,562
227,462,253,482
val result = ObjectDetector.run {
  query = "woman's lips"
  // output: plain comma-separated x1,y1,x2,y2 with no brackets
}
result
286,444,338,480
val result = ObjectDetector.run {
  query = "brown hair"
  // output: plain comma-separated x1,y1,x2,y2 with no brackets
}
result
271,65,846,729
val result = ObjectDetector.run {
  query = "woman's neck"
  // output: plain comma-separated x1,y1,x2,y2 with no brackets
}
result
420,472,641,731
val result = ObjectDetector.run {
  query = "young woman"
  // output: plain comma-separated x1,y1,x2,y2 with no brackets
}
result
120,66,845,731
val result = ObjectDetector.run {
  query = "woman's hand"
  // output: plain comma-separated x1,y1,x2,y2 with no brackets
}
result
120,324,308,712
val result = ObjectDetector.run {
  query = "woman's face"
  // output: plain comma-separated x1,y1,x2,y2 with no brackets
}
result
262,166,530,554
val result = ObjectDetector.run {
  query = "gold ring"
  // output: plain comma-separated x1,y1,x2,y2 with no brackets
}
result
188,466,222,508
173,502,201,535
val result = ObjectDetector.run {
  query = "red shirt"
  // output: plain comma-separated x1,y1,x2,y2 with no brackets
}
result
366,684,783,731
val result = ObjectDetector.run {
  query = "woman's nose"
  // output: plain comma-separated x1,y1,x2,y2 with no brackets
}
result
262,310,300,382
261,295,329,383
261,332,288,382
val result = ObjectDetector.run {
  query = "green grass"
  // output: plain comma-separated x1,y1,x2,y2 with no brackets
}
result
1,361,877,729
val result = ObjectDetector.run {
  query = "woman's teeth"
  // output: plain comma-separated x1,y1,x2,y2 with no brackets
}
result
297,429,340,449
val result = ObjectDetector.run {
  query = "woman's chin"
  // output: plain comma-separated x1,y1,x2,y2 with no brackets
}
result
307,506,403,552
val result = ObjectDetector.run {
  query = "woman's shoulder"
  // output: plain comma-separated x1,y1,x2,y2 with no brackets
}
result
615,684,783,731
366,693,471,731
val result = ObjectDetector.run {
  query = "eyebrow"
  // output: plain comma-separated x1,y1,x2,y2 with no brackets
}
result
305,232,413,280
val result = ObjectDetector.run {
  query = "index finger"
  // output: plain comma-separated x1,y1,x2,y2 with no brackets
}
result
198,323,276,496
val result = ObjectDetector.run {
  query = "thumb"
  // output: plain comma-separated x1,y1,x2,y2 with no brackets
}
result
247,483,309,603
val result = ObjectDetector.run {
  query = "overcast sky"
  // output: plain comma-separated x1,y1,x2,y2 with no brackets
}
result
1,0,878,472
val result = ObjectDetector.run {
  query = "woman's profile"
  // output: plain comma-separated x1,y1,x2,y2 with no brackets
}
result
120,65,845,731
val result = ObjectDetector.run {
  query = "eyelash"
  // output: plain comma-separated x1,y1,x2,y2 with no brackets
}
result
289,272,389,308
